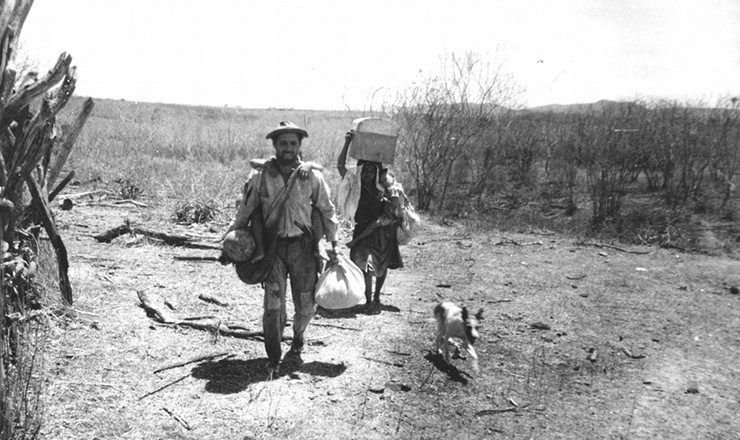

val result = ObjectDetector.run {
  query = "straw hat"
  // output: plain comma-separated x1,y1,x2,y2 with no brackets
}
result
265,121,309,140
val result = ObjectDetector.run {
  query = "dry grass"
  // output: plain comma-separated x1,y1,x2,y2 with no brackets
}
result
24,97,738,439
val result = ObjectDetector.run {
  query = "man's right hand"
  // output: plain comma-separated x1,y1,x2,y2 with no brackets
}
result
218,252,233,265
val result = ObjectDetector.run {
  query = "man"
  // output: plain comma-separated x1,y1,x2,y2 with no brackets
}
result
229,121,339,377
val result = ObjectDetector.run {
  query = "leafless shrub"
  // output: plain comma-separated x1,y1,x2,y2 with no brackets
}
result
391,51,523,212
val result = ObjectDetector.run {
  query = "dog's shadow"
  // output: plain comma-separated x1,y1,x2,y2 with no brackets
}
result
189,357,347,394
423,351,470,384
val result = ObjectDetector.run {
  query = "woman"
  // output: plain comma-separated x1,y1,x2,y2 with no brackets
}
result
337,131,404,312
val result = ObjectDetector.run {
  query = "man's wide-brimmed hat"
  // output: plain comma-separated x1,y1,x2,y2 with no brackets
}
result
265,121,309,140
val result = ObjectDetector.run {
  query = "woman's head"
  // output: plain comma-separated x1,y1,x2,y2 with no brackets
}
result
360,162,378,184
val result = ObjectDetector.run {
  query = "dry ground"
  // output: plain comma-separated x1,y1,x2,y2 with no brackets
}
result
37,200,740,440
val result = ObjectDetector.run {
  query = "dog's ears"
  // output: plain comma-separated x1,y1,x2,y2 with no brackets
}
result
463,307,484,321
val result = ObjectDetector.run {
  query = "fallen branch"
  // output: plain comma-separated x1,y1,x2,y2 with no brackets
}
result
311,322,361,331
174,255,219,262
620,345,646,359
198,293,229,307
575,241,651,255
95,224,221,249
386,350,411,356
495,238,543,246
138,290,177,323
162,407,192,431
418,363,436,391
661,242,688,252
137,290,275,341
154,351,231,374
476,404,531,416
60,189,112,199
139,373,189,400
110,199,149,208
565,274,587,280
363,356,404,367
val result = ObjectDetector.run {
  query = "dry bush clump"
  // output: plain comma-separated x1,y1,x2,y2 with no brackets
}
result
173,200,220,225
113,176,143,200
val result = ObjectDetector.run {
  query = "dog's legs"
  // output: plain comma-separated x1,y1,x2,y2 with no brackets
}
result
434,316,445,355
442,338,452,364
464,344,480,373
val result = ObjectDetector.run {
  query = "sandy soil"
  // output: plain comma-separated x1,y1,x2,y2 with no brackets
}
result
37,201,740,440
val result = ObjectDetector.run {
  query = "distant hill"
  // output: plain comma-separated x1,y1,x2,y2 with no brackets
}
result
525,99,647,115
524,99,740,120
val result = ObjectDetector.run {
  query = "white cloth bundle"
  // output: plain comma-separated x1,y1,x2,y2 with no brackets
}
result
396,204,420,245
336,166,362,223
315,254,365,309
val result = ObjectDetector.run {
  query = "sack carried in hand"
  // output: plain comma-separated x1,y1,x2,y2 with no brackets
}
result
396,204,420,245
315,254,365,309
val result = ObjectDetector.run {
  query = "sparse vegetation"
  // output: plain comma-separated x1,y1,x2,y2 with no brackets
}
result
2,4,738,433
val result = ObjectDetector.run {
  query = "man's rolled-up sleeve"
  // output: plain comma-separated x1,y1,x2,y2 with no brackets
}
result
312,173,338,242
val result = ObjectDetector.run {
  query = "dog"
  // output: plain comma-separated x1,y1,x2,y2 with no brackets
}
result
434,301,484,372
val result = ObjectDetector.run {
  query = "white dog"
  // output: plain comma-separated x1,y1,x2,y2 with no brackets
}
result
434,301,484,372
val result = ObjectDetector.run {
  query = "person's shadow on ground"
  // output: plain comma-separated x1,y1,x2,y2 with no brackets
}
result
190,356,347,394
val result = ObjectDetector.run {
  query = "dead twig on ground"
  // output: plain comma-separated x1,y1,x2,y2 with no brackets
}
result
575,241,651,255
362,356,404,367
94,224,221,250
386,350,411,356
139,373,190,400
566,274,587,280
620,345,646,359
153,351,232,374
60,189,112,199
311,322,361,331
661,243,689,252
56,381,123,392
137,290,270,341
495,238,543,246
162,407,192,430
198,293,229,307
174,255,219,262
111,199,148,208
476,404,532,416
418,363,436,391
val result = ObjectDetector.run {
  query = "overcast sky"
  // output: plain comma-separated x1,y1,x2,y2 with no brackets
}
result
19,0,740,110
